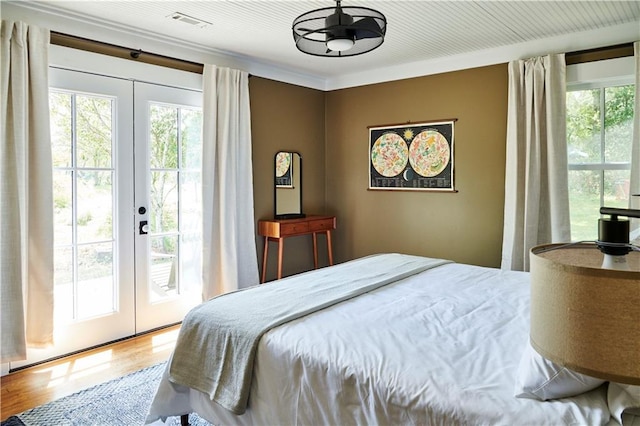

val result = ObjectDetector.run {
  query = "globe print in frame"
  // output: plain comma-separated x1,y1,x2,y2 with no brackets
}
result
370,132,409,177
409,130,450,177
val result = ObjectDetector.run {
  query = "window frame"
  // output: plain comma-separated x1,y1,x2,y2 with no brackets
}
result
566,78,634,207
565,58,634,241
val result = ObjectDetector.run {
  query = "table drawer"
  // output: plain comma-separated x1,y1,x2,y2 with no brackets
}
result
309,218,335,232
280,221,310,235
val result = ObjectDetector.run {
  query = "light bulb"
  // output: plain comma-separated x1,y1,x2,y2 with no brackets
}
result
327,38,354,52
601,254,630,271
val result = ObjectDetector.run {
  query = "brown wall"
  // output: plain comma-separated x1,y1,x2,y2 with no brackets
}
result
250,77,327,280
325,64,509,267
250,63,510,280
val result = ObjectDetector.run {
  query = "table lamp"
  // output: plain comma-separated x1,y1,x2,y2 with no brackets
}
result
529,206,640,385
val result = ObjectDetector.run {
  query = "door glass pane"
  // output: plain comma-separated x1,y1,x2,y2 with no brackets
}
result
568,170,601,242
53,170,73,246
150,104,178,169
566,89,601,163
150,171,178,234
77,171,113,244
147,101,202,302
150,235,178,302
50,92,72,168
181,108,202,170
54,247,74,322
77,242,115,319
181,171,202,292
76,95,112,168
51,90,117,322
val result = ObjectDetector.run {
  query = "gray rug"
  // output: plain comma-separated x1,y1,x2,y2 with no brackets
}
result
8,362,211,426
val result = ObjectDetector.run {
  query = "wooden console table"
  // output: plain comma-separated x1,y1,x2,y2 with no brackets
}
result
258,215,336,283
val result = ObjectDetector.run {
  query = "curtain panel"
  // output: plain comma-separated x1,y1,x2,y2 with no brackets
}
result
630,41,640,243
1,20,54,362
201,65,259,300
501,54,571,272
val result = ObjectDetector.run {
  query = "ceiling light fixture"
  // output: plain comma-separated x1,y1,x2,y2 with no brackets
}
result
292,0,386,57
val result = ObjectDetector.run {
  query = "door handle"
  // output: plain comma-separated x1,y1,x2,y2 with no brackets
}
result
139,220,149,235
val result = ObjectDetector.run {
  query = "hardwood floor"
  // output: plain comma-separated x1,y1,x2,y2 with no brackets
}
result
0,325,180,421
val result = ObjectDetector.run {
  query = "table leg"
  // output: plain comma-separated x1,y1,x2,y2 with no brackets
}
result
261,237,269,283
277,238,284,280
326,230,334,266
312,232,319,269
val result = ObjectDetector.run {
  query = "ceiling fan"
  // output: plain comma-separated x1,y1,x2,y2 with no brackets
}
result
292,0,387,57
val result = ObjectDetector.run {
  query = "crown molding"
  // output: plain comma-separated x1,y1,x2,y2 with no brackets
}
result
4,1,639,92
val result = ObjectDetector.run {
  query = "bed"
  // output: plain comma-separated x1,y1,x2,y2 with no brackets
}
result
146,253,638,425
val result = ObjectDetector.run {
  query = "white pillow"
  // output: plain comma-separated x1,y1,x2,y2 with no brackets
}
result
608,382,640,425
514,342,605,400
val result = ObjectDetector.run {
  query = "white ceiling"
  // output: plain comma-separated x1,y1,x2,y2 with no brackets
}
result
5,1,640,90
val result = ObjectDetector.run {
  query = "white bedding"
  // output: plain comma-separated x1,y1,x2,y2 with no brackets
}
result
147,260,613,425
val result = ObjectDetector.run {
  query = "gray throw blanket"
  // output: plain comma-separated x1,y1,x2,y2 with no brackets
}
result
168,253,450,414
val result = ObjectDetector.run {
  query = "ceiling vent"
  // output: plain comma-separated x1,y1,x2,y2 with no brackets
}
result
168,12,211,28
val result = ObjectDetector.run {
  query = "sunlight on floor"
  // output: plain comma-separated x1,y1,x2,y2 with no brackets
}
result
37,350,113,388
14,326,180,393
151,328,179,354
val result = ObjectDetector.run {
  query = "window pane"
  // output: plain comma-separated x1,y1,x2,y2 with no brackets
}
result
568,170,601,242
566,89,601,163
77,171,113,244
604,169,630,209
76,95,112,168
150,104,178,169
604,85,634,163
50,92,72,168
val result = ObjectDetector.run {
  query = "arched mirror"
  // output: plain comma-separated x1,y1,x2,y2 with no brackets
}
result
274,151,304,219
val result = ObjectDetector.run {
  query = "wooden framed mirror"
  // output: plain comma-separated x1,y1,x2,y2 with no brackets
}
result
274,151,304,219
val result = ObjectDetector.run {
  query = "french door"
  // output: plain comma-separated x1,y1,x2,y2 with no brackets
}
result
9,68,203,369
133,82,203,332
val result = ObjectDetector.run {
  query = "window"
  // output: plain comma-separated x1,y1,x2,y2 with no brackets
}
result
566,78,634,242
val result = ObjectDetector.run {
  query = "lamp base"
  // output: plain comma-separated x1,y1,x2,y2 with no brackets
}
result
602,254,630,271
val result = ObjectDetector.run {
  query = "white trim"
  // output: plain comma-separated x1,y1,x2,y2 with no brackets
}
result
325,23,639,90
567,57,635,89
50,45,203,91
3,0,639,91
2,1,327,90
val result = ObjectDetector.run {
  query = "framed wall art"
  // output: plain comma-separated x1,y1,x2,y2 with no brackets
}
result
368,119,456,191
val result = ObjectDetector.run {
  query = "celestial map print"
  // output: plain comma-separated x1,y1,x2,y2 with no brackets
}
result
408,130,450,177
275,152,291,177
369,120,455,191
370,132,409,177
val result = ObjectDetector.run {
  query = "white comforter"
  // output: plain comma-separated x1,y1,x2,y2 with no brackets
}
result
148,261,612,425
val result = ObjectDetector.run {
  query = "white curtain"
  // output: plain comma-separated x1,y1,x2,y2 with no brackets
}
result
630,41,640,244
501,54,571,271
201,65,259,300
1,20,54,361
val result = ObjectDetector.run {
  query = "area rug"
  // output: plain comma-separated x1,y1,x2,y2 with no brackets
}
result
2,362,211,426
